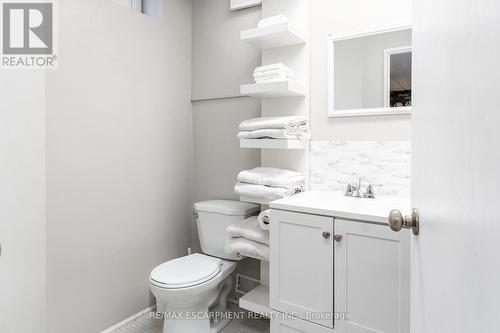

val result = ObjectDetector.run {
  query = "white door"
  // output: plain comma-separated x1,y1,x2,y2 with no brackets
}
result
335,220,410,333
0,72,47,332
270,210,334,328
411,0,500,332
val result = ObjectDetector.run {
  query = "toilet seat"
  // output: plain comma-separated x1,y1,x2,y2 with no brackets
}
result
150,253,223,289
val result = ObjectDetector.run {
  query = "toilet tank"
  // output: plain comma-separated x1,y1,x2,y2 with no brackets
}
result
194,200,260,260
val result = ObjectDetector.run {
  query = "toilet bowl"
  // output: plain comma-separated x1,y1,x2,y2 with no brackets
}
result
149,200,260,333
150,253,237,333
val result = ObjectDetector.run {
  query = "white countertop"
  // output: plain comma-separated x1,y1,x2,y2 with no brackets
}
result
270,190,411,224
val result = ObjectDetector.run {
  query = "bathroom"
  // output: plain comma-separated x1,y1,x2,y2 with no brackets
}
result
1,0,499,333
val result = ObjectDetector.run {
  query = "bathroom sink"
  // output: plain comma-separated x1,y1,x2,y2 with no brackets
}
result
270,190,410,224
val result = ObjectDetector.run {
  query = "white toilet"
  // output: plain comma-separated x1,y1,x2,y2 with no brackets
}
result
149,200,260,333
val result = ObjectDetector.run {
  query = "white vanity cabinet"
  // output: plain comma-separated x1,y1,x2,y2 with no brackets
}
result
269,196,411,333
334,219,410,333
271,316,334,333
270,210,335,328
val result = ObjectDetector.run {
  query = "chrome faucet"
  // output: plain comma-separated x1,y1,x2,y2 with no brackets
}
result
345,178,376,199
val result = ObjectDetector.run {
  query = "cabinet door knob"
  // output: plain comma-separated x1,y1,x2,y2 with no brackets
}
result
334,234,343,242
322,231,331,239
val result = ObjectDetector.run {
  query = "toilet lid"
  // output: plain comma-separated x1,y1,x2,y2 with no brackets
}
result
150,253,222,289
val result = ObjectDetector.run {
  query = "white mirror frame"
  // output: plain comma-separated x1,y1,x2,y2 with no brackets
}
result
327,26,413,118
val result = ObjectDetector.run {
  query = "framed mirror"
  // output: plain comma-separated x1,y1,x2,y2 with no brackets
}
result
327,26,412,117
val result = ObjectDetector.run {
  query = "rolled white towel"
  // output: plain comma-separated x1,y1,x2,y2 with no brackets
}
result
235,182,303,201
237,167,306,189
225,238,269,261
258,210,271,231
239,116,308,132
226,216,269,245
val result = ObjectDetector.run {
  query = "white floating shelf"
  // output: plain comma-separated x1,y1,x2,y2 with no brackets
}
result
240,80,306,98
241,22,305,50
239,285,272,317
240,139,308,149
239,196,270,205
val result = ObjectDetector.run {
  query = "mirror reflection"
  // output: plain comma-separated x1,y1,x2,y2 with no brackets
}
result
385,47,412,108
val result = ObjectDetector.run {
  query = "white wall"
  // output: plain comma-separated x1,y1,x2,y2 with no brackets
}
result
310,0,412,141
45,1,192,332
0,72,47,333
191,0,261,241
191,0,261,100
193,98,261,203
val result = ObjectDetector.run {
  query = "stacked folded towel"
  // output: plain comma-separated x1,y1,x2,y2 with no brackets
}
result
227,216,269,244
235,183,301,201
234,167,305,201
237,116,310,140
257,15,288,28
254,63,294,83
225,216,270,261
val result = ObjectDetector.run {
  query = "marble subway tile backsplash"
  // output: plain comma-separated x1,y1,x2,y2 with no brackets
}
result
310,141,411,198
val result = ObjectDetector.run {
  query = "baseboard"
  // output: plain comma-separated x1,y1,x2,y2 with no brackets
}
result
99,305,156,333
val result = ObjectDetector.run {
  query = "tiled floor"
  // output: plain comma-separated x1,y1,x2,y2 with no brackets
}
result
110,307,270,333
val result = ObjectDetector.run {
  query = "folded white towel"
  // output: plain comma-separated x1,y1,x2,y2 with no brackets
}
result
255,78,290,84
225,238,269,261
237,167,306,189
258,15,288,27
254,63,289,74
235,182,303,201
238,128,310,140
258,209,271,231
239,116,308,132
254,75,292,83
227,216,269,245
253,69,294,79
254,70,294,84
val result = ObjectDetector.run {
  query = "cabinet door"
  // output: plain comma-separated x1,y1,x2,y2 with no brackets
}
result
334,220,410,333
270,210,334,328
271,317,334,333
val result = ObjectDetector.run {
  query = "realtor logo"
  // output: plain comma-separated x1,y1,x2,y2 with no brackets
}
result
1,0,57,68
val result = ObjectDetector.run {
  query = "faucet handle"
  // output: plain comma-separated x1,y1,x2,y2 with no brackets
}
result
345,184,353,196
363,184,376,199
